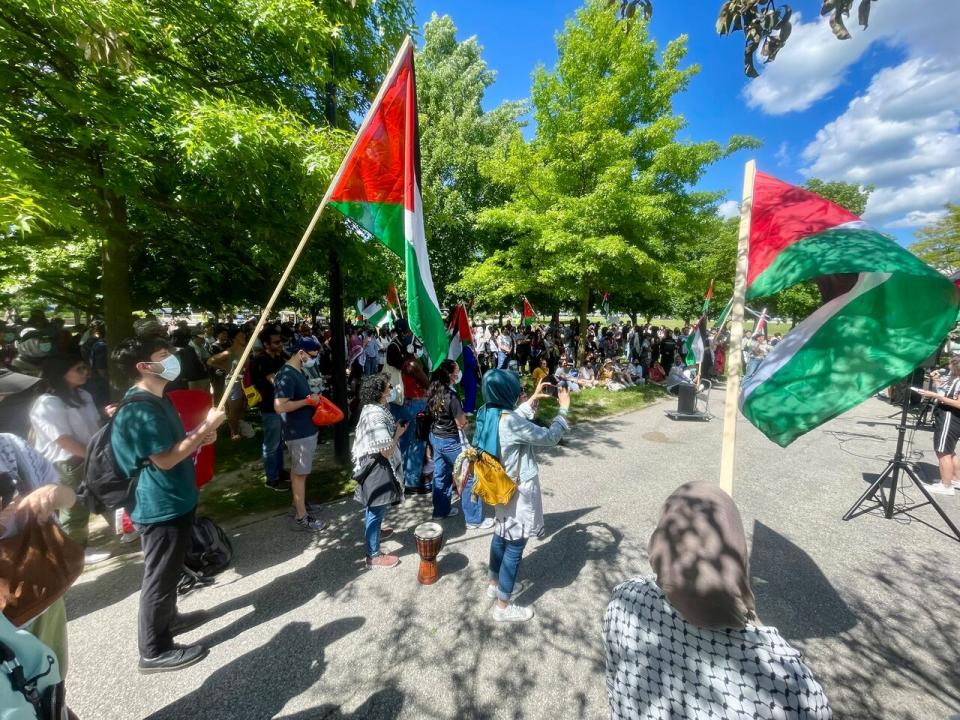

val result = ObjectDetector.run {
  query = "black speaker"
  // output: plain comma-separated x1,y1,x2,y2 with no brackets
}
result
677,383,696,414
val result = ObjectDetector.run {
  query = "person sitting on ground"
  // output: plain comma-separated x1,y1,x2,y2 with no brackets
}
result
598,360,637,391
577,354,601,389
604,481,832,719
553,357,582,392
647,360,666,384
111,335,226,673
531,357,549,387
352,373,405,569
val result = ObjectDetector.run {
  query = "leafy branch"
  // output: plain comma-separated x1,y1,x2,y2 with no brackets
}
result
611,1,879,76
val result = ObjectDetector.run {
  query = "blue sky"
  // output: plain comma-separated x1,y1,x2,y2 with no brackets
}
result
413,1,960,245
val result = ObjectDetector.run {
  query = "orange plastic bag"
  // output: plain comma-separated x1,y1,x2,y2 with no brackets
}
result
312,395,345,426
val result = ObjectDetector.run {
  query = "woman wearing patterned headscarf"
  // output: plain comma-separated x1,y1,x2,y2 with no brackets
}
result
603,482,832,719
473,370,570,623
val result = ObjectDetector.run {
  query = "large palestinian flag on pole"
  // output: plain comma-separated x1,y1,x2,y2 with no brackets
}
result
356,299,393,328
740,171,959,447
327,38,448,369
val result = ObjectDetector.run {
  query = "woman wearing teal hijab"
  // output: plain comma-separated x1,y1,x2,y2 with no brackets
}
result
474,369,570,623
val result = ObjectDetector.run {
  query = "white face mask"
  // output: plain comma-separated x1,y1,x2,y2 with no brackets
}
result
388,384,400,404
146,354,181,382
301,352,318,368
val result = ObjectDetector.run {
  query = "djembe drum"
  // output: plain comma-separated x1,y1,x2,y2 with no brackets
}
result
414,521,444,585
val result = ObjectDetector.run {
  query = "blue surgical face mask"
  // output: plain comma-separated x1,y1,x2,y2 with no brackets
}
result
301,352,318,368
388,384,400,404
147,354,181,382
38,342,53,353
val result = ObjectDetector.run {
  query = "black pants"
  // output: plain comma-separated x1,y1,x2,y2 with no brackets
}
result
137,510,194,658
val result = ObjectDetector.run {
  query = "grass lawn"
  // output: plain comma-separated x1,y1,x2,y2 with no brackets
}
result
534,384,664,424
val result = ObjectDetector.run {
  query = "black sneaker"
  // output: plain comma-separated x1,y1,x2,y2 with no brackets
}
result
265,479,291,492
138,644,208,674
293,514,326,532
169,609,211,636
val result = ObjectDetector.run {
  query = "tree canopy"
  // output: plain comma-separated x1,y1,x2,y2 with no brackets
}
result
454,0,757,336
909,204,960,273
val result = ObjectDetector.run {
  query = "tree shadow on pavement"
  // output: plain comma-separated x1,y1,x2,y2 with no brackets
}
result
144,618,364,720
521,521,623,606
806,551,960,720
276,687,405,720
749,521,857,640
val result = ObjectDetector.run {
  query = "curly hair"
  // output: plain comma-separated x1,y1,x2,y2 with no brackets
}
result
427,367,452,417
359,372,391,406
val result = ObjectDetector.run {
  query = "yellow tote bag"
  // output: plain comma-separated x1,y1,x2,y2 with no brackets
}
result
464,448,517,507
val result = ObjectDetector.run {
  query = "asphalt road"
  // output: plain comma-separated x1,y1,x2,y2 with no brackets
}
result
65,387,960,719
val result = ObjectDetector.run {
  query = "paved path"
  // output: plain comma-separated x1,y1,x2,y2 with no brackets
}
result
66,388,960,719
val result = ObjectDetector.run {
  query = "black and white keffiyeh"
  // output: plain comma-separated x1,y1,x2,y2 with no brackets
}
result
351,403,398,467
603,577,832,720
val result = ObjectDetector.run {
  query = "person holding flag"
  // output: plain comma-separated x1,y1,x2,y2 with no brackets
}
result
684,281,714,380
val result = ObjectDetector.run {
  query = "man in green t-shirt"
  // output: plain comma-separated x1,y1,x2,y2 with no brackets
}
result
111,336,225,673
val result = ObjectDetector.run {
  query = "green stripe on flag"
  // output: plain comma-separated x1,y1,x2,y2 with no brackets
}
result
329,200,406,258
741,271,958,446
747,226,942,300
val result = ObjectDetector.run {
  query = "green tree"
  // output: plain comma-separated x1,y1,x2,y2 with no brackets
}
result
0,0,411,345
416,14,524,305
456,0,755,349
909,204,960,272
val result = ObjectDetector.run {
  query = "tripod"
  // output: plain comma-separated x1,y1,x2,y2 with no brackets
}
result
843,392,960,542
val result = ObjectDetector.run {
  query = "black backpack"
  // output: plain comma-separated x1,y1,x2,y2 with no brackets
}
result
184,516,232,578
78,395,164,514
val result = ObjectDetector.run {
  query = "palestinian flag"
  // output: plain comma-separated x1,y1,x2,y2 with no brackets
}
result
356,299,393,328
522,298,536,326
602,292,610,318
752,308,767,339
328,38,448,369
386,282,401,310
714,297,732,328
740,171,959,447
685,281,714,365
447,304,479,413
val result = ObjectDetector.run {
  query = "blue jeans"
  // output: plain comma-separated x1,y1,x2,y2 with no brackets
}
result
364,355,379,376
261,412,285,482
461,473,486,526
365,505,388,557
430,433,462,518
489,535,527,602
744,357,762,379
389,399,427,488
496,351,509,369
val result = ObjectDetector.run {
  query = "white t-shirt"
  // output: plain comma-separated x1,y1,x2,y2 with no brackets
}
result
29,391,101,464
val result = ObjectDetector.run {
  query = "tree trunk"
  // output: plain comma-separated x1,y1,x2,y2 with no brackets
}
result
328,246,350,465
578,290,590,364
99,191,134,397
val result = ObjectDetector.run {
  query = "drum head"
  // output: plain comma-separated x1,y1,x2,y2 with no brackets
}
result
414,521,443,540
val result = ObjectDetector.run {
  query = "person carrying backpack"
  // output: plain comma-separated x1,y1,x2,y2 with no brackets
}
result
109,335,225,674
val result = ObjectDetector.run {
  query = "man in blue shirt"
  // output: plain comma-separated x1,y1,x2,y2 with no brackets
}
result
111,335,225,673
274,337,325,531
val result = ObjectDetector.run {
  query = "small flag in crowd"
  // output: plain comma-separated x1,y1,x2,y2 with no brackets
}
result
387,282,401,310
356,299,393,328
739,171,959,447
328,39,448,369
447,304,480,413
751,308,767,339
522,297,536,326
602,292,610,318
685,281,714,366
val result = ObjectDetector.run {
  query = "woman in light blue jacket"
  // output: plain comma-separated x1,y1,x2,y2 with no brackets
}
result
473,370,570,623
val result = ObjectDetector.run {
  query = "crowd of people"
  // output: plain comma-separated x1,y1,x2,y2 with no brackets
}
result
0,306,839,718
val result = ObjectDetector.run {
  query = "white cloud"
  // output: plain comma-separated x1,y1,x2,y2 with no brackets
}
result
800,59,960,227
744,2,960,114
884,209,949,230
717,199,740,219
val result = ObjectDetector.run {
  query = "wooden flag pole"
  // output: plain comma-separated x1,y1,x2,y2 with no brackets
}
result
218,36,415,413
718,159,756,496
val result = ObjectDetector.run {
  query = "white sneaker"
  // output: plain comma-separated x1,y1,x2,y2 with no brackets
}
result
493,603,534,623
486,579,529,600
84,549,112,565
928,483,956,496
466,518,496,530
